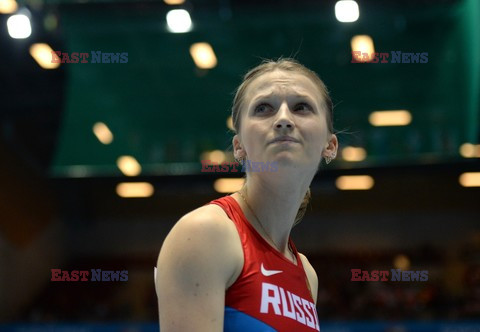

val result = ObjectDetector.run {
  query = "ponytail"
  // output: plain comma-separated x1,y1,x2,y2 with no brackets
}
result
293,187,311,227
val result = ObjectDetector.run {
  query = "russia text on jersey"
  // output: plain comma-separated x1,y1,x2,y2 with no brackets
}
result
260,282,320,331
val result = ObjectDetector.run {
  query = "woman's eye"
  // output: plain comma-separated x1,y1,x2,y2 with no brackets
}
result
254,103,273,114
295,103,312,112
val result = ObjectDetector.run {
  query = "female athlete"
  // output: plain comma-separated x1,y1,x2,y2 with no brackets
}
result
156,58,338,332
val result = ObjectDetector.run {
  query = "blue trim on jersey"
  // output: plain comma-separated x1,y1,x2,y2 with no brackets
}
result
224,306,277,332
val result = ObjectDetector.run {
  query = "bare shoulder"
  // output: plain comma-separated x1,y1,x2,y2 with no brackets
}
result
155,203,243,331
173,203,236,237
158,203,241,275
168,204,240,251
157,202,243,289
298,253,319,303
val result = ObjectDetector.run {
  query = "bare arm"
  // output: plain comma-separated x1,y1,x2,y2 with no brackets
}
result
155,206,242,332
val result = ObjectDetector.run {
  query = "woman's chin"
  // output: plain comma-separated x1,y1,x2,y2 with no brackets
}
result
273,158,311,169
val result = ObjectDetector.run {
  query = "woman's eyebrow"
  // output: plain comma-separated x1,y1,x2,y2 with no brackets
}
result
288,94,320,107
249,90,320,108
290,93,315,100
250,92,275,104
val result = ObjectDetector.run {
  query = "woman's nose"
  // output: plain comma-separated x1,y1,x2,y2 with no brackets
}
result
274,103,295,130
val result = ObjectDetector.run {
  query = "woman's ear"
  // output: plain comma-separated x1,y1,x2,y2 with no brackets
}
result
322,134,338,159
233,135,246,160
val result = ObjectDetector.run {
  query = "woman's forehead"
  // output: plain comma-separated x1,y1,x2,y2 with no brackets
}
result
245,70,321,100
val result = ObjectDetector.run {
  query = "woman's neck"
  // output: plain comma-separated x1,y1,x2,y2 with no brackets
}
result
233,169,313,257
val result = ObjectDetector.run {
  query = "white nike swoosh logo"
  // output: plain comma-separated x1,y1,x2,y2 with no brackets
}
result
261,263,283,277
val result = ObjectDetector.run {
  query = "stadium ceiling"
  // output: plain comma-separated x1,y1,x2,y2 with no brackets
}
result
1,0,478,177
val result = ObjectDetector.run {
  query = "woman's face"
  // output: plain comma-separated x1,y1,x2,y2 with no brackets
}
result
234,69,336,171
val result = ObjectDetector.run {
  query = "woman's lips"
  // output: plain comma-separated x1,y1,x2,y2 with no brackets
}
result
269,136,300,144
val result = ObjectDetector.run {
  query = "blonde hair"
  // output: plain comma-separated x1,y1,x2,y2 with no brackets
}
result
231,58,334,226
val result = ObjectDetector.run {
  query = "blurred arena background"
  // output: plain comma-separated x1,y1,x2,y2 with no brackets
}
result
1,0,480,331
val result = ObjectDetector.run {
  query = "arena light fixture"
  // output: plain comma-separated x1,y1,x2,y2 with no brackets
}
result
7,14,31,39
335,0,359,23
459,143,480,158
29,43,60,69
201,150,226,164
166,9,192,33
0,0,18,14
117,156,142,176
459,172,480,187
393,254,411,270
116,182,154,198
190,42,217,69
369,110,412,126
342,146,366,162
335,175,374,190
214,178,245,193
226,116,234,131
350,35,375,62
93,122,114,145
164,0,185,4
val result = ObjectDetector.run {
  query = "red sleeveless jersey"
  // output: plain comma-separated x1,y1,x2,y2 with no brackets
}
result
208,195,320,332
